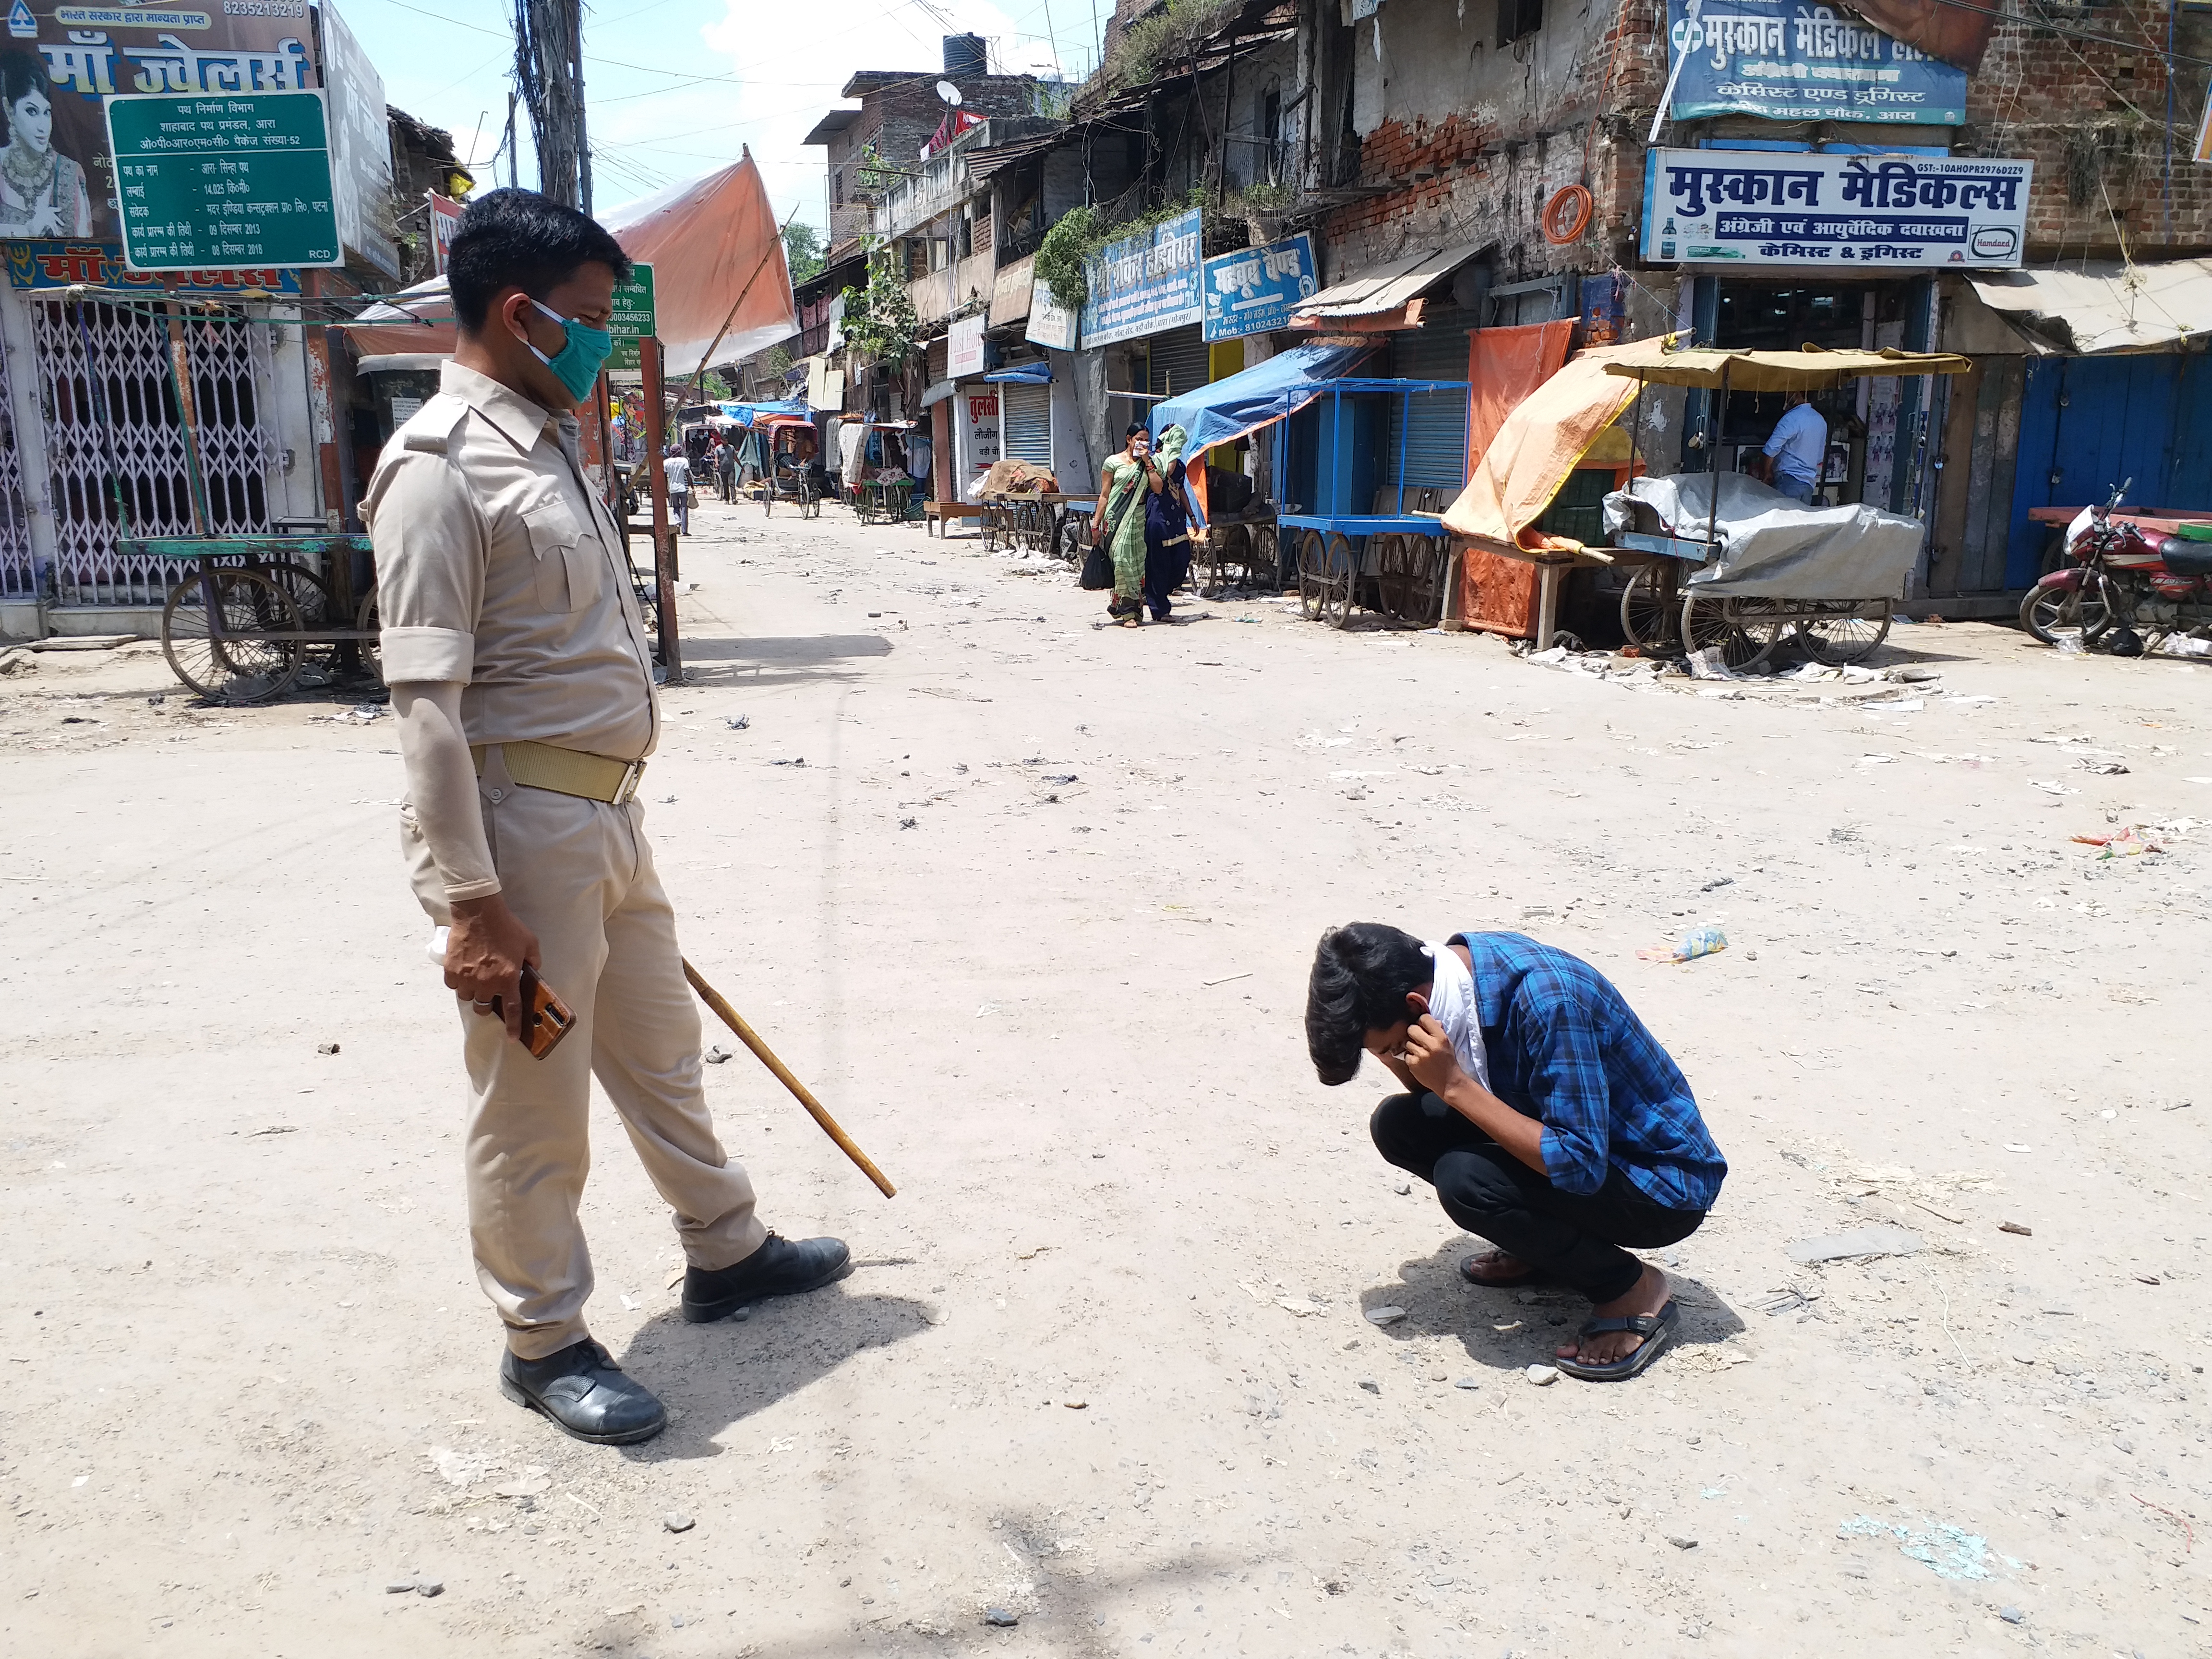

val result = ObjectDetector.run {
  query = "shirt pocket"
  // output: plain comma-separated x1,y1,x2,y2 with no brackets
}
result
521,497,601,613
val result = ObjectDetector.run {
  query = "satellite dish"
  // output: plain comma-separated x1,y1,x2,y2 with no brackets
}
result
937,79,962,105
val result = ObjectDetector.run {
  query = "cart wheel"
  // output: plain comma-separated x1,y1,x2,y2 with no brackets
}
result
161,568,303,703
1324,533,1358,629
1797,600,1893,665
1680,592,1783,672
1256,529,1292,592
268,560,336,632
1371,534,1416,622
354,589,382,683
1619,564,1675,651
1297,530,1331,621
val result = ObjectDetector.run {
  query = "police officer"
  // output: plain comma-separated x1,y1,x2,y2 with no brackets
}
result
365,190,848,1446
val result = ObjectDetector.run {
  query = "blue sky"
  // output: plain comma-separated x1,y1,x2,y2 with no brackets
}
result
339,0,1106,235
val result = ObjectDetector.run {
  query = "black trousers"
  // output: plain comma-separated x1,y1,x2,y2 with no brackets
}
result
1369,1091,1705,1303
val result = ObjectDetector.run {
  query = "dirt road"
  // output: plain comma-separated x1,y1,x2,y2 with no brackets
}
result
5,493,2209,1656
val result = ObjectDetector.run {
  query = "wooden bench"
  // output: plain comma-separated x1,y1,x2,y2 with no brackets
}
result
923,500,985,537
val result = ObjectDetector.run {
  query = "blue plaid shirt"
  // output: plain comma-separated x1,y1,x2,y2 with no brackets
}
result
1454,931,1725,1211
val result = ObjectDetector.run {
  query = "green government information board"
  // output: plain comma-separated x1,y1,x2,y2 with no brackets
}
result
105,90,343,272
608,264,656,373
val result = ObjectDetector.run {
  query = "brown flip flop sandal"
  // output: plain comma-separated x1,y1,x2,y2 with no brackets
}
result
1459,1250,1545,1289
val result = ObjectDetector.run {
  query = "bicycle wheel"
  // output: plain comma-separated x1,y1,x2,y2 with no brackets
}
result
1797,600,1893,664
1324,534,1358,630
1619,563,1673,650
1680,592,1784,672
162,568,302,703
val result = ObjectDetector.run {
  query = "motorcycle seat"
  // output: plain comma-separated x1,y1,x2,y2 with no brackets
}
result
2159,536,2212,577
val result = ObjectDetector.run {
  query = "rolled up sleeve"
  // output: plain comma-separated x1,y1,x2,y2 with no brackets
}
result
366,447,484,685
1515,973,1613,1196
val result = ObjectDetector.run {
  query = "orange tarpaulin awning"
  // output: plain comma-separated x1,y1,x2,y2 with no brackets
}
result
344,154,795,379
1442,334,1681,551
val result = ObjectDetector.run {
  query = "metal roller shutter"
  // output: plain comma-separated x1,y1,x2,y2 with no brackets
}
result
1385,308,1473,490
1145,325,1211,402
1001,380,1051,465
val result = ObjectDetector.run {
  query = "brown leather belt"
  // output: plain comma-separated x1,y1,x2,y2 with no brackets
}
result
471,740,645,805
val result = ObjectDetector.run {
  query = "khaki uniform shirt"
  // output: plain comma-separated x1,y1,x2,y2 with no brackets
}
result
364,362,658,762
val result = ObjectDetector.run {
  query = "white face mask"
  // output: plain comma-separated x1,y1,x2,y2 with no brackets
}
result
1420,940,1491,1089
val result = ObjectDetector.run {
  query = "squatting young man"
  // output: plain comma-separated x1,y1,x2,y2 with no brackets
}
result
1307,924,1726,1381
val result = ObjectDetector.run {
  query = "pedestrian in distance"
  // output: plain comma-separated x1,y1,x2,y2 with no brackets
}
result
717,433,737,502
364,188,848,1447
1305,923,1726,1381
1141,423,1194,623
662,444,691,534
1096,422,1163,628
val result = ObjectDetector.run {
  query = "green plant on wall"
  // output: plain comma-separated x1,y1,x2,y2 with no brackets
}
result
1034,190,1215,314
839,242,922,369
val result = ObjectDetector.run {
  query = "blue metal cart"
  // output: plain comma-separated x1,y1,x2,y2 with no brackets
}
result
1271,375,1470,629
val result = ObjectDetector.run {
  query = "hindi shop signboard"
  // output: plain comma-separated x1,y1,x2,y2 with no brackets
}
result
1201,233,1316,342
1025,278,1078,350
947,312,987,379
1078,207,1202,349
606,263,655,373
1666,0,1967,126
1641,148,2031,269
106,90,341,270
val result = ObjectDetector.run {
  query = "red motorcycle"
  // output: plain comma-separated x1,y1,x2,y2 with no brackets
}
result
2020,480,2212,653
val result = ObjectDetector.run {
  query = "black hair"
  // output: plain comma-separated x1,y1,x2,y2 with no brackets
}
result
2,49,48,109
447,188,631,334
1305,923,1432,1086
1125,422,1147,439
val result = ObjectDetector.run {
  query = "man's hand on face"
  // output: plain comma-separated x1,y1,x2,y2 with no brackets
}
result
445,893,542,1043
1398,1013,1464,1096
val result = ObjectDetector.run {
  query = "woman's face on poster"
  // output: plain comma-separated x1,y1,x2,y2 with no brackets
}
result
8,86,54,155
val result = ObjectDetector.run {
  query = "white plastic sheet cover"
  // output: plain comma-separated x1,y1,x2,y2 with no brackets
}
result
1603,472,1923,599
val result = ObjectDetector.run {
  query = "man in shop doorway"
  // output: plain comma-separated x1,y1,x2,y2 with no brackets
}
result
1305,925,1726,1382
1754,390,1827,505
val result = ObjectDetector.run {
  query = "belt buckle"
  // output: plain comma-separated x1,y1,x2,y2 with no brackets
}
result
614,760,644,805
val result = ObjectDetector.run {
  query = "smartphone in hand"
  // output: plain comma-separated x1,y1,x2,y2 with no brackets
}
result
493,965,577,1060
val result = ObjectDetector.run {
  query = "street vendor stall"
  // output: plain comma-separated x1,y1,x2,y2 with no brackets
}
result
1442,338,1971,661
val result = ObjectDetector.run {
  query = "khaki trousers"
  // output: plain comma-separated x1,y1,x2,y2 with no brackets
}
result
404,754,766,1359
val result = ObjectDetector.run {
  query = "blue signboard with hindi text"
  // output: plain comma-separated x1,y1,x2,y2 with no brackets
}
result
1201,233,1316,341
1641,147,2032,269
1079,208,1203,349
1667,0,1967,126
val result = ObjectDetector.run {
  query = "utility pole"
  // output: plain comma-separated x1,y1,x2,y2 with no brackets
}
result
512,0,588,209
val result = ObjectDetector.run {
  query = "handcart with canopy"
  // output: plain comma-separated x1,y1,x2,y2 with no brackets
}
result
1601,344,1970,667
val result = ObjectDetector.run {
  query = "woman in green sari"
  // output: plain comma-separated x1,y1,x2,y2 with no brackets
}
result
1096,423,1165,627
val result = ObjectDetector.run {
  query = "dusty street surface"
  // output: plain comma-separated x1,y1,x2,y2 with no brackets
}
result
5,492,2211,1658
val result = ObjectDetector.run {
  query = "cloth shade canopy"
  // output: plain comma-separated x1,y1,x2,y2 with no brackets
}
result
1146,342,1369,451
716,400,807,426
1442,336,1681,549
1967,261,2212,355
1601,343,1971,391
1287,240,1491,325
983,361,1053,383
343,155,796,378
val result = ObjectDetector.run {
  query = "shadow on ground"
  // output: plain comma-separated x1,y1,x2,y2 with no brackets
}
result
1358,1239,1746,1374
613,1271,934,1465
669,633,893,690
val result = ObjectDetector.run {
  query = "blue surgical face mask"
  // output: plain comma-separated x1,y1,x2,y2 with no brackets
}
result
527,299,614,405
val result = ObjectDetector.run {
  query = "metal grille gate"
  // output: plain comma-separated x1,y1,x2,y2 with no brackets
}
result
28,297,276,605
0,325,31,599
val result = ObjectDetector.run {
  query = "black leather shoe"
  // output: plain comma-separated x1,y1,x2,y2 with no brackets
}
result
682,1232,851,1324
499,1339,667,1445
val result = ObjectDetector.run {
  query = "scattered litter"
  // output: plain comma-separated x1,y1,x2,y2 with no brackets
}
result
663,1511,695,1533
425,1446,502,1488
1686,647,1741,682
1063,1400,1088,1410
2003,1142,2033,1154
1525,1364,1559,1386
1997,1606,2025,1625
1999,1221,2033,1237
704,1045,732,1064
1638,925,1727,964
2029,780,2077,796
316,1042,340,1056
2137,1274,2163,1286
899,817,918,830
1858,753,1896,766
1203,972,1253,987
1752,1285,1823,1318
1666,1535,1699,1550
1838,1515,2022,1582
1786,1225,1924,1265
770,757,806,767
724,715,750,730
1277,1296,1323,1316
2077,759,2129,774
247,1125,298,1138
2070,825,2166,858
1364,1306,1407,1326
982,1607,1020,1627
1358,1378,1381,1395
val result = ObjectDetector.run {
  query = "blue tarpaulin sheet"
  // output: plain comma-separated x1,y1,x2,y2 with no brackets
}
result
720,400,807,426
983,361,1053,384
1147,343,1368,451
